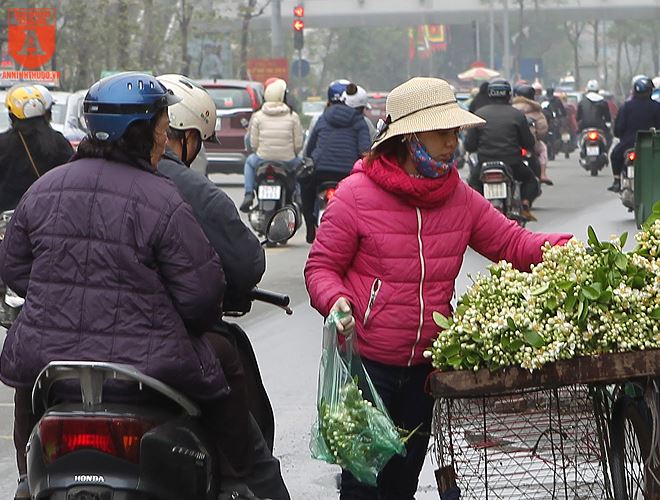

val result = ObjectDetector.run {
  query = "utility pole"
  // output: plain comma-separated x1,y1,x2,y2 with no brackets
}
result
489,2,495,69
270,0,283,58
475,20,481,62
503,0,511,80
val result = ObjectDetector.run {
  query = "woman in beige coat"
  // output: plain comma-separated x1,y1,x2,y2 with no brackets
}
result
240,78,304,212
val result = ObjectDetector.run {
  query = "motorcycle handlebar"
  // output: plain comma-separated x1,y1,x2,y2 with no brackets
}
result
250,288,291,309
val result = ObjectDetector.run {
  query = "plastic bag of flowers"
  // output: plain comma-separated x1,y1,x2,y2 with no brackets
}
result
310,316,407,486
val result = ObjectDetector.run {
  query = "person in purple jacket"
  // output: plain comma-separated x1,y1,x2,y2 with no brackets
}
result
0,73,237,499
305,77,572,500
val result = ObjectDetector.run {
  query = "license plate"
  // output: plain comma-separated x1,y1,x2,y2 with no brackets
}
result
627,166,635,179
483,182,507,200
258,185,281,200
587,146,600,156
561,133,570,141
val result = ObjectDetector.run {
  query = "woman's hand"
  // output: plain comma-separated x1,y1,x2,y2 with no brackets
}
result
329,297,355,337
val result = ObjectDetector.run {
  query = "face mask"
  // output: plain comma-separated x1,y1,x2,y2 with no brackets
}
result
407,134,458,178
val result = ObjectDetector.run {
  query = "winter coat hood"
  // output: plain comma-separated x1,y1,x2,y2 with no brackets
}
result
261,102,292,116
325,104,364,128
512,96,543,113
355,156,460,209
585,91,604,103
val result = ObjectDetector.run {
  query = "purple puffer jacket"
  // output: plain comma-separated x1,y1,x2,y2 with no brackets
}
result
0,157,228,400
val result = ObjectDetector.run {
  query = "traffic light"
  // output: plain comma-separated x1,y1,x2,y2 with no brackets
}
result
293,4,304,51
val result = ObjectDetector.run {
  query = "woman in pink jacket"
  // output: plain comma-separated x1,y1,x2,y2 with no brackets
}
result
304,77,572,500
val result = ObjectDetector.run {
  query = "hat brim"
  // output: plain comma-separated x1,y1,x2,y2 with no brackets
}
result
372,102,485,148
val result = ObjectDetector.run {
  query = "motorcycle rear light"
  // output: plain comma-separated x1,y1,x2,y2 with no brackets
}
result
38,416,158,465
325,188,336,201
483,171,506,183
627,151,637,162
587,131,599,141
520,148,529,157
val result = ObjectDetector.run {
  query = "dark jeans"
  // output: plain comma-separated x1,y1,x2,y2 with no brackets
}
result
301,170,348,229
610,141,629,177
340,358,434,500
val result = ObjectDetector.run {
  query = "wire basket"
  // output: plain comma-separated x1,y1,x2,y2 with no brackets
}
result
433,385,610,499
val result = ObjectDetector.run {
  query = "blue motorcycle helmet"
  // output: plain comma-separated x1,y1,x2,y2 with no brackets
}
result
327,79,351,103
633,76,654,96
83,72,181,142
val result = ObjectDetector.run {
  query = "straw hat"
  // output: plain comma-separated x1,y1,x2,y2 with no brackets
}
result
372,77,485,147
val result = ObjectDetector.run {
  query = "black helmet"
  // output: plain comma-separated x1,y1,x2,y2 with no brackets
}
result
633,77,654,95
513,83,535,100
546,87,555,96
487,79,511,100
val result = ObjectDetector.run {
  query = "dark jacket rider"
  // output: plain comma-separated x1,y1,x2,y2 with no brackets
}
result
464,79,538,220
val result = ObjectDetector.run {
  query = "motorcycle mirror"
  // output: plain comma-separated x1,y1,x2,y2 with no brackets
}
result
264,207,297,245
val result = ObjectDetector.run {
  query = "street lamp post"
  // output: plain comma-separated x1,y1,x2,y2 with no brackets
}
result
503,0,510,80
270,0,283,58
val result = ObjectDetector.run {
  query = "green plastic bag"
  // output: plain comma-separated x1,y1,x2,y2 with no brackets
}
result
310,317,406,486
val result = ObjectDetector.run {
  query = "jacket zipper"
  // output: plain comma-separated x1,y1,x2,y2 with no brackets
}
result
363,278,382,326
408,207,426,367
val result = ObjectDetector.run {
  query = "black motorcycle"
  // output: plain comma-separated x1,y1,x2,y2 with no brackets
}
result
23,209,297,500
247,161,304,242
620,148,636,212
578,128,609,176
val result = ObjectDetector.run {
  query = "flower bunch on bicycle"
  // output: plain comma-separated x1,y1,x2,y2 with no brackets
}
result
425,217,660,372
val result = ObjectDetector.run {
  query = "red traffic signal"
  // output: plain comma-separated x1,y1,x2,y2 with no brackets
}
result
293,5,304,17
293,19,304,31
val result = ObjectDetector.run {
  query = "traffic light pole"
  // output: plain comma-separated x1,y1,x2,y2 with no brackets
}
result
270,0,283,58
298,49,303,80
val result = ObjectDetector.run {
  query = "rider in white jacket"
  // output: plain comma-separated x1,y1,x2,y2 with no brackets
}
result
240,79,303,212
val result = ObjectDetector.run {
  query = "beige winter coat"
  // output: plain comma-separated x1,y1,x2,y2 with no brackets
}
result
512,96,548,139
249,102,303,161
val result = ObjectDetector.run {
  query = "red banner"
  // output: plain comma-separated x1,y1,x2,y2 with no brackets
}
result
246,58,289,84
8,8,56,69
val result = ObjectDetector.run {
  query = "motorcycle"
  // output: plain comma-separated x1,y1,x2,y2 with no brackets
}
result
315,181,338,227
475,149,538,227
578,128,609,176
559,128,575,159
247,160,305,243
620,148,636,212
24,208,297,500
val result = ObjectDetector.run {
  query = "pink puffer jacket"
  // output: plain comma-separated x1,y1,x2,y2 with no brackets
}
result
304,156,571,367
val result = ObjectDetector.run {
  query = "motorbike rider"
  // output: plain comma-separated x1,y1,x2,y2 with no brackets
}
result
302,81,371,243
468,80,491,113
0,84,74,212
343,84,377,141
544,87,567,118
155,74,289,500
0,72,237,500
464,79,539,221
608,76,660,192
577,79,612,147
240,78,303,213
512,83,553,185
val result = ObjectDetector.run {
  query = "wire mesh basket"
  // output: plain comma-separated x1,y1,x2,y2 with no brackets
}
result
433,385,611,499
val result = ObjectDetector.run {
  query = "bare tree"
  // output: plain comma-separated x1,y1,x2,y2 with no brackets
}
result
178,0,195,75
564,21,585,88
238,0,272,79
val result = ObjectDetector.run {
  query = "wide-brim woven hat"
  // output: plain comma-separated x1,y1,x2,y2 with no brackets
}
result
373,77,485,147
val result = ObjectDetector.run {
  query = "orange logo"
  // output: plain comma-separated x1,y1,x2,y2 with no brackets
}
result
8,8,56,70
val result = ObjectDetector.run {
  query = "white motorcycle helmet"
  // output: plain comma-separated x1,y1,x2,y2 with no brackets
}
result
343,85,371,109
586,79,599,92
156,74,218,142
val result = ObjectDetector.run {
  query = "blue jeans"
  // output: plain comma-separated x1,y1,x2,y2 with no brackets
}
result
243,154,302,195
339,358,434,500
